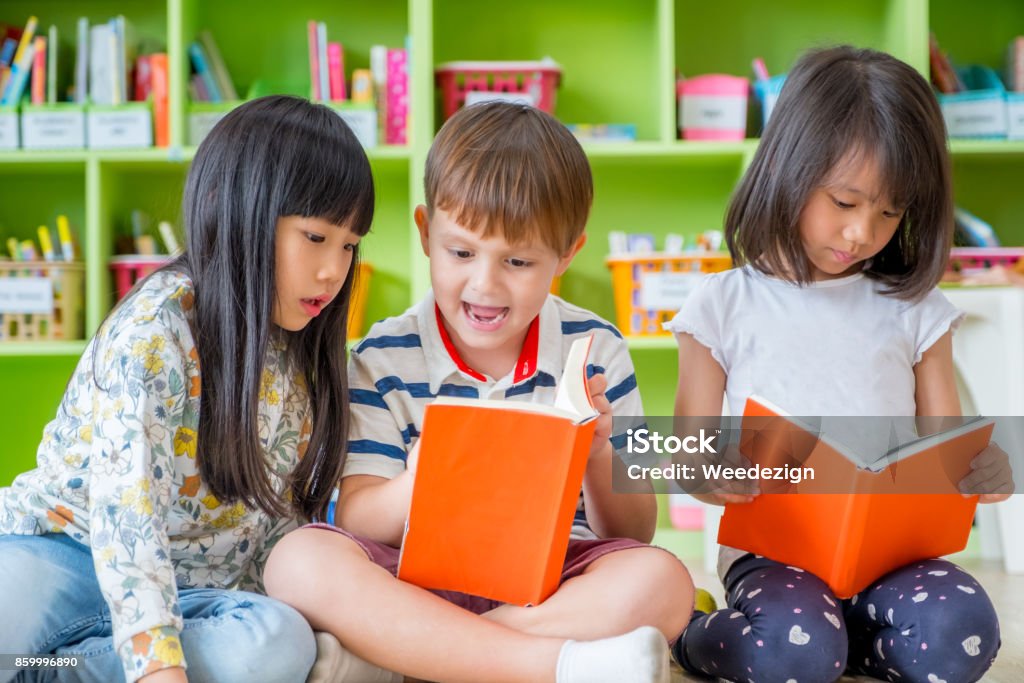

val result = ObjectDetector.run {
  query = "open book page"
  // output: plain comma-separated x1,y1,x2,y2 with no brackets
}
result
553,334,597,421
821,416,991,472
431,334,598,424
745,395,990,472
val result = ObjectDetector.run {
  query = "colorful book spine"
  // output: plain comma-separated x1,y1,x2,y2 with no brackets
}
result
317,22,329,103
0,37,16,94
199,30,237,101
74,17,87,104
0,37,16,69
1,41,35,105
11,16,37,68
351,68,373,103
188,42,221,103
370,45,388,139
30,36,46,104
385,48,408,145
46,25,56,103
328,42,345,101
135,54,152,102
307,21,320,101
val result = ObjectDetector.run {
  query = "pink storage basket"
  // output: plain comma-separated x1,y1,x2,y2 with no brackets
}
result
947,247,1024,274
677,74,750,141
436,60,561,120
110,255,173,299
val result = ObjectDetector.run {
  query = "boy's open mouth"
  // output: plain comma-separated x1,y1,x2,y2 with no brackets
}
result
463,302,509,327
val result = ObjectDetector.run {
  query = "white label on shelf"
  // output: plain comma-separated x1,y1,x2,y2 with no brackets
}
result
332,108,378,149
1007,100,1024,140
942,98,1008,138
21,110,86,150
189,112,229,146
87,109,153,149
0,113,18,150
464,91,536,108
639,272,705,310
680,95,747,131
0,277,54,314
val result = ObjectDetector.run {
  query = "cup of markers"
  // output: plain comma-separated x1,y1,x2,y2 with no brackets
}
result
0,215,84,341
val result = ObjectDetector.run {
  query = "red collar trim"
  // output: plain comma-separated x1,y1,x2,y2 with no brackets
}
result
435,304,487,382
433,304,540,384
513,315,540,383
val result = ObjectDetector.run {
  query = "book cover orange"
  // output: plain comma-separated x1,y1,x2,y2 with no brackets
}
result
397,335,597,606
717,396,993,598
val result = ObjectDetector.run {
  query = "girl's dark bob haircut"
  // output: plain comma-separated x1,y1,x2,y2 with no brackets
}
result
726,45,952,301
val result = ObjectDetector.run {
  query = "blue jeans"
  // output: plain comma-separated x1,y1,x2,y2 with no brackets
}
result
0,533,316,683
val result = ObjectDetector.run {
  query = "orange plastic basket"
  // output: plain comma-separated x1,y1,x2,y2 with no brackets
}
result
606,253,731,336
0,261,85,341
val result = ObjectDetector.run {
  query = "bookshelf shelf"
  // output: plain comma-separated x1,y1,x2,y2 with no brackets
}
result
3,0,1024,485
0,341,89,357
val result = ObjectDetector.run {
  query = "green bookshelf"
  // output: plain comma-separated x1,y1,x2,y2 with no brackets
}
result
3,0,1024,485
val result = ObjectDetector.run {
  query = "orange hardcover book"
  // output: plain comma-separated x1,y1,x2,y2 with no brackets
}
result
717,396,993,598
397,335,598,606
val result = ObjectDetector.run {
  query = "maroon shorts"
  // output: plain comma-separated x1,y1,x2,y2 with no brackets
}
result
303,522,653,614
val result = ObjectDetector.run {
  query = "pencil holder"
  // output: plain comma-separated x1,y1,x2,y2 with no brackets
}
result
606,253,731,336
0,261,85,341
435,60,561,121
677,74,749,141
109,255,173,300
0,104,19,150
752,74,786,131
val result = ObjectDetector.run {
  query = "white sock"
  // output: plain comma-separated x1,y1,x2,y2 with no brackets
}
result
306,631,403,683
555,625,669,683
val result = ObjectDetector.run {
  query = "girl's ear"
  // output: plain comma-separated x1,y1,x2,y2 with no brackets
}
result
414,205,430,257
555,233,587,276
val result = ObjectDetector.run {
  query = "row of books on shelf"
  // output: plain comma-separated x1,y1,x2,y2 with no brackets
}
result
2,14,408,151
1,15,154,108
186,21,407,147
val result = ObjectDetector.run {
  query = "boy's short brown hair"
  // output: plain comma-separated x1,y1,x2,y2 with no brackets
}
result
424,102,593,255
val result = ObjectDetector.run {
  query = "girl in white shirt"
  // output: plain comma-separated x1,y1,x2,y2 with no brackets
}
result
668,46,1012,683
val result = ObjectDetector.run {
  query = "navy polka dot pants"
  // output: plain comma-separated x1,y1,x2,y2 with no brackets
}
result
675,555,1000,683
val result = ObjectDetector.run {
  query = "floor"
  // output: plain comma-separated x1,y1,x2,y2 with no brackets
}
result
655,530,1024,683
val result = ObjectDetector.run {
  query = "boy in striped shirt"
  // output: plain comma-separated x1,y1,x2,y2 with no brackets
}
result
265,102,693,683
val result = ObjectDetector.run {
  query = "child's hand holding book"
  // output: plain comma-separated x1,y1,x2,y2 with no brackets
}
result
688,442,760,506
585,373,612,461
960,441,1015,503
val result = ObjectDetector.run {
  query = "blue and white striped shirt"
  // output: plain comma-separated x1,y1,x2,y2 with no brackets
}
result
343,290,643,537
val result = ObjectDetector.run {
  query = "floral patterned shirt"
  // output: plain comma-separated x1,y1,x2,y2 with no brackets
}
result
0,270,313,682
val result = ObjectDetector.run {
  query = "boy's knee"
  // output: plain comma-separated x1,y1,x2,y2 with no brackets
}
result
264,527,364,601
627,548,695,636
